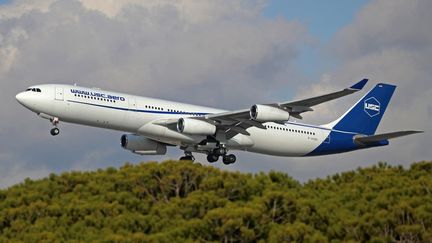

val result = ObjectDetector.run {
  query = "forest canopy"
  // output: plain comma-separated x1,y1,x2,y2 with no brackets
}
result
0,160,431,242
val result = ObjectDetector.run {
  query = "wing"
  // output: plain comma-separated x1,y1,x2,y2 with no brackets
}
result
355,131,424,145
279,78,368,119
157,79,368,139
204,79,368,138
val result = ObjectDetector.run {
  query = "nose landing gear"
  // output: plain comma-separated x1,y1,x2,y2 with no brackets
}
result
50,127,60,136
50,117,60,136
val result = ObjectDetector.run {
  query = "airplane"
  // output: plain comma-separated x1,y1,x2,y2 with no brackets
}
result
15,79,423,164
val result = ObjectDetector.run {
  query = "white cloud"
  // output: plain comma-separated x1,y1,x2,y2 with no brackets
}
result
79,0,267,24
299,0,432,168
0,0,55,19
0,0,310,186
332,0,432,60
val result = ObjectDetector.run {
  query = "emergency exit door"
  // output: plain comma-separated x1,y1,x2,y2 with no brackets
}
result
55,87,64,101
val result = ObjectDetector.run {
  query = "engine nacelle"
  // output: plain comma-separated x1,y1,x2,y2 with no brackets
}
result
121,134,167,155
177,118,216,135
250,104,290,122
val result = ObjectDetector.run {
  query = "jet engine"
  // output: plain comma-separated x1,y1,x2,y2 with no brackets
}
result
250,104,290,122
121,134,167,155
177,118,216,135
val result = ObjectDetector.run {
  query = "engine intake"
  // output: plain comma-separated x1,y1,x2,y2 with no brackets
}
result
177,118,216,135
121,134,167,155
250,104,290,122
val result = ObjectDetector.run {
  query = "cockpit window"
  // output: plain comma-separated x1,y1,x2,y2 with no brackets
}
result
26,88,42,92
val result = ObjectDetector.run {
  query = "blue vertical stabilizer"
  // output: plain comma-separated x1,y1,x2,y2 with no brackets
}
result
329,83,396,135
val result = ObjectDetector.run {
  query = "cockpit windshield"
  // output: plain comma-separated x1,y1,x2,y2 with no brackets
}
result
26,88,41,92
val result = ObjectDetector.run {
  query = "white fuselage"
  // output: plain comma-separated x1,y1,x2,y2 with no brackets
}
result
16,84,335,157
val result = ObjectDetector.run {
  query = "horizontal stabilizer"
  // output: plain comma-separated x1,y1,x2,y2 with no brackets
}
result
355,131,423,145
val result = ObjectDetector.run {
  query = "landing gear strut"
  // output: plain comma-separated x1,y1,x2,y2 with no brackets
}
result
180,151,195,161
50,117,60,136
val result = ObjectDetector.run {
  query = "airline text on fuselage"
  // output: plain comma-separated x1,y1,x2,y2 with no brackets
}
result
70,89,126,101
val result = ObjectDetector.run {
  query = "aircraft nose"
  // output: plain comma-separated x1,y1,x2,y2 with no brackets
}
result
16,92,24,102
16,92,29,106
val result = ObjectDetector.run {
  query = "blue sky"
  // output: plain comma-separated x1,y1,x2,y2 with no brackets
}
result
264,0,370,77
264,0,370,41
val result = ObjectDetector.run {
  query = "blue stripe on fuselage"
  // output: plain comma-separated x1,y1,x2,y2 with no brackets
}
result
307,130,389,156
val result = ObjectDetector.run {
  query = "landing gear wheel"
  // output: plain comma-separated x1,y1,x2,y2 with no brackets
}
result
50,127,60,136
222,154,236,165
180,155,195,161
207,154,219,163
49,117,60,136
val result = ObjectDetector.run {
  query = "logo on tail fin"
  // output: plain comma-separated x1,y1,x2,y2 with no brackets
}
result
364,97,380,117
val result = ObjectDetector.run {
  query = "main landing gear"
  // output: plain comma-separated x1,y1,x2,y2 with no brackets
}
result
179,145,236,165
180,151,195,161
206,148,236,165
222,154,236,165
50,117,60,136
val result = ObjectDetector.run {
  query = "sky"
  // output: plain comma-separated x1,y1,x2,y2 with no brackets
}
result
0,0,430,188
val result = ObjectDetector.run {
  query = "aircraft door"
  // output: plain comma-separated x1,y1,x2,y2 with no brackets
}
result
129,97,137,110
55,87,64,101
125,97,139,127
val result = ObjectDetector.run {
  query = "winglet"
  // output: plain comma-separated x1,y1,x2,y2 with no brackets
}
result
350,79,368,90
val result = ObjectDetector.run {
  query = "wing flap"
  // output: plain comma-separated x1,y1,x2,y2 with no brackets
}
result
227,126,251,136
206,109,249,122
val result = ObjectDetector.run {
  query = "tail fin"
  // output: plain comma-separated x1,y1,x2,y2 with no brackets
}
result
325,83,396,135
